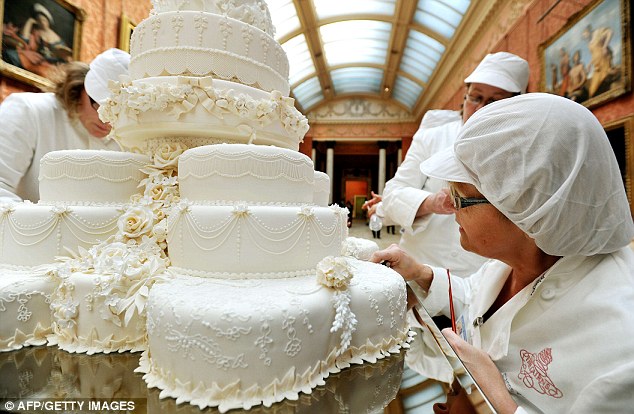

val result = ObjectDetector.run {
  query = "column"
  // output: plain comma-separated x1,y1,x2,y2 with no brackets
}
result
326,141,335,204
378,141,387,195
311,147,317,165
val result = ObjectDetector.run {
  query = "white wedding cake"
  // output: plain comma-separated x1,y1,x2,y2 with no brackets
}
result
0,0,411,411
0,150,149,352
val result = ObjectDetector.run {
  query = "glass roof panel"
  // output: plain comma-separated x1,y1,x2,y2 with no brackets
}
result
393,75,423,109
281,34,316,86
293,76,324,110
399,30,445,82
313,0,396,19
265,0,301,41
331,67,383,94
321,20,391,66
414,0,470,39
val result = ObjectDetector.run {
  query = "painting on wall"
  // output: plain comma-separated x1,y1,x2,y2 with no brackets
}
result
0,0,83,89
118,14,136,53
539,0,631,108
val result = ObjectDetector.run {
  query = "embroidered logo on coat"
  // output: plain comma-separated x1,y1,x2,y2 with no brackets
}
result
518,348,563,398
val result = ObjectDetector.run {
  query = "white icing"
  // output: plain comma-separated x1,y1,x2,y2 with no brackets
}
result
101,77,308,152
313,171,330,206
0,268,56,352
178,144,315,203
138,260,411,411
38,150,150,203
166,203,348,274
149,0,275,36
129,11,287,92
341,237,380,261
0,204,126,267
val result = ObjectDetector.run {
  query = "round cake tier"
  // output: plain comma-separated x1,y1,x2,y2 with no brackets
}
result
166,204,348,275
48,271,147,355
38,150,149,203
102,77,308,153
129,11,288,94
149,0,275,36
0,268,56,352
138,259,410,411
178,144,315,203
0,204,124,267
313,171,330,207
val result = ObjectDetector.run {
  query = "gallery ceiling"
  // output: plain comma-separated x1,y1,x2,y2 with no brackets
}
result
265,0,475,120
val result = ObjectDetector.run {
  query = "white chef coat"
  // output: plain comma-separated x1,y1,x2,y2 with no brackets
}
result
382,110,487,277
0,92,120,203
419,246,634,413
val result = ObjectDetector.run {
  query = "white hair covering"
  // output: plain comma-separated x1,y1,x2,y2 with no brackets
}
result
464,52,529,93
84,48,130,104
420,93,634,256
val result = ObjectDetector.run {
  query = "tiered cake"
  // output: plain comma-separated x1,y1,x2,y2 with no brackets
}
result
0,0,411,411
0,150,149,352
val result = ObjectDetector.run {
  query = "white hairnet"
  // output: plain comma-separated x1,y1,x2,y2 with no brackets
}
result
464,52,529,93
84,48,130,104
420,93,634,256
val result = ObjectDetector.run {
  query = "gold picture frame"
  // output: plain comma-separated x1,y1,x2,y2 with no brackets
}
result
118,14,136,53
0,0,84,89
604,116,634,216
539,0,631,109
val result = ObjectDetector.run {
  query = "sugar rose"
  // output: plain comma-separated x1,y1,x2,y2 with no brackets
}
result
316,256,353,290
153,142,188,169
118,206,154,239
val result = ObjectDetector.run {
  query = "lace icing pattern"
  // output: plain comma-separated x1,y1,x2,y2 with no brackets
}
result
179,148,314,183
149,0,276,36
168,265,315,280
129,46,289,94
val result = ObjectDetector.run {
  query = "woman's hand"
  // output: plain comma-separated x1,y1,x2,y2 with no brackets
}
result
370,244,433,290
418,188,456,216
442,329,519,414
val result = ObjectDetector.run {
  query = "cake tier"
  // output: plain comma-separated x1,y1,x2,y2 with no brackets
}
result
166,204,348,275
102,77,308,153
129,11,288,94
150,0,275,37
0,267,56,352
313,171,330,207
48,271,147,355
138,258,410,412
147,350,404,414
178,144,315,203
39,150,149,203
0,204,125,267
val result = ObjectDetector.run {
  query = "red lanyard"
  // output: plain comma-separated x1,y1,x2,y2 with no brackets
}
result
447,269,456,333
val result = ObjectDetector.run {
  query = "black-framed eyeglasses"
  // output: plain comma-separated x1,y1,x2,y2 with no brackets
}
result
451,189,490,210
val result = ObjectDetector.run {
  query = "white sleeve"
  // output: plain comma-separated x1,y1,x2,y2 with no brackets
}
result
0,94,38,202
382,128,432,232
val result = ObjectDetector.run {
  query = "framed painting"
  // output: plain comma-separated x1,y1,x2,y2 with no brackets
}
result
0,0,84,89
118,14,136,53
539,0,631,108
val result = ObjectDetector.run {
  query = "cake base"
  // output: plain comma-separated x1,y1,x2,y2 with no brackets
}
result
0,266,56,352
137,258,411,412
48,271,147,355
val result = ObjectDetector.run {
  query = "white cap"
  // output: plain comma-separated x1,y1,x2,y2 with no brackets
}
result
420,93,634,256
464,52,529,93
84,48,130,104
33,3,53,24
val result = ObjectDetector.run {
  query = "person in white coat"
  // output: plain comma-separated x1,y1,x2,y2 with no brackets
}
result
364,52,530,382
0,48,129,202
372,93,634,413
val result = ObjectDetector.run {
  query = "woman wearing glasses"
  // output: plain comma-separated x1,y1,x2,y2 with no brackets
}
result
372,93,634,413
0,48,129,202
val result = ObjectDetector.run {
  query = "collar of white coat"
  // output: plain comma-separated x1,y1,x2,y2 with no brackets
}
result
470,255,601,360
